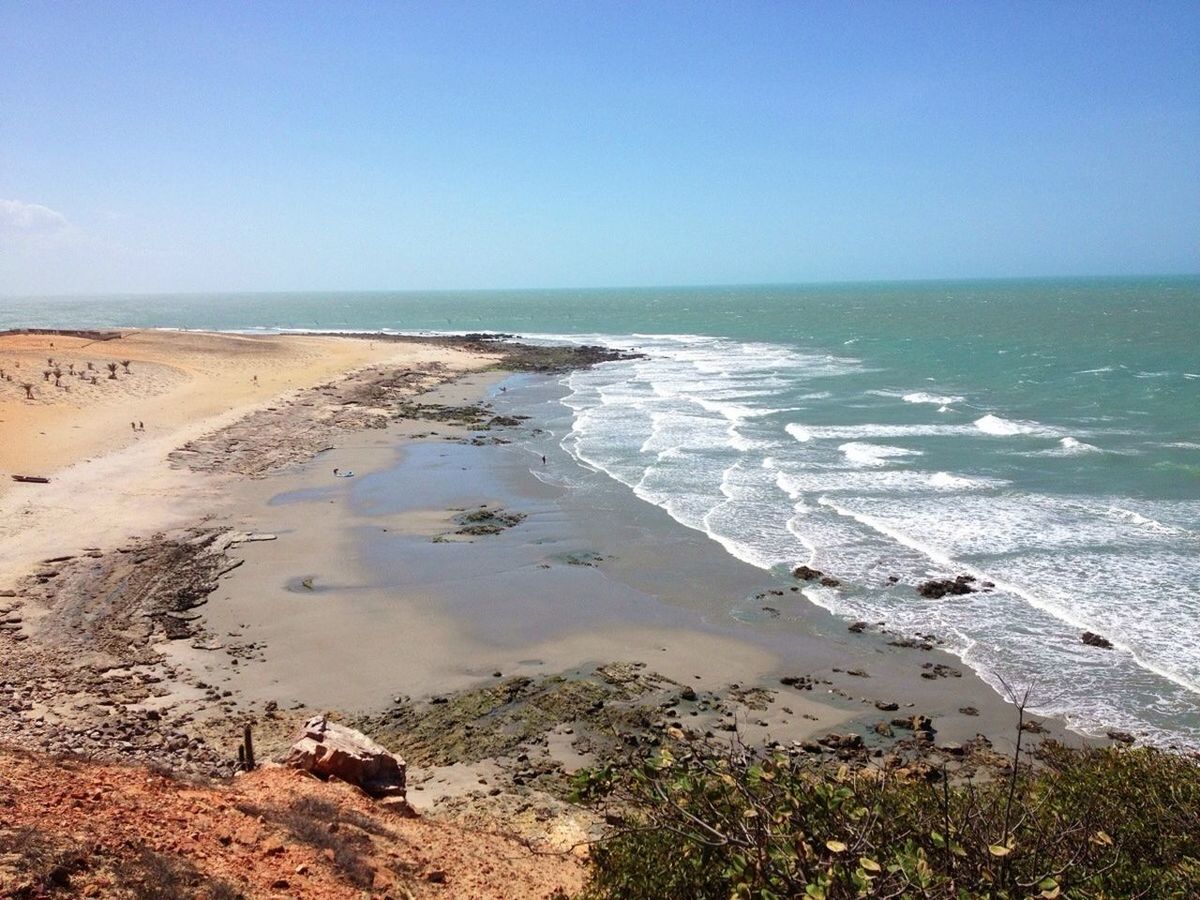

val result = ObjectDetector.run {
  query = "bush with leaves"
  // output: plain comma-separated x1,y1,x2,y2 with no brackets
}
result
574,734,1200,899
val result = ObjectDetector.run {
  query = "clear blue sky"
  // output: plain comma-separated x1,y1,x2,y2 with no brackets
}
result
1,1,1197,293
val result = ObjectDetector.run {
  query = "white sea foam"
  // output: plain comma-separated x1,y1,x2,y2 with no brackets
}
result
793,423,972,439
974,414,1040,436
785,423,813,442
928,471,994,489
838,442,922,467
1056,436,1102,454
903,391,965,406
552,329,1200,747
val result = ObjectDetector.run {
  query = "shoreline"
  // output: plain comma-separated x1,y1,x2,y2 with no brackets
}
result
0,328,1120,800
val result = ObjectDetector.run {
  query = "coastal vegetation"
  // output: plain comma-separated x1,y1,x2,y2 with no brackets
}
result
575,734,1200,899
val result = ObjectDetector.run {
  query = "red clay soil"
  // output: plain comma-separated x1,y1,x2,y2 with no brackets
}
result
0,747,584,899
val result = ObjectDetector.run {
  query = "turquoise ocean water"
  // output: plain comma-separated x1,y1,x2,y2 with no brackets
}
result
3,278,1198,744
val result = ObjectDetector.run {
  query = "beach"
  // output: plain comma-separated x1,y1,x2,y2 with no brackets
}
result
0,328,1072,815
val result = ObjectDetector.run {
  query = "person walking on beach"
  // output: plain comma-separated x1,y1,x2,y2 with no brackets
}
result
542,455,547,465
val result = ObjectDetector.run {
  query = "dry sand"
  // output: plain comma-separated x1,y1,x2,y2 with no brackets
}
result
0,329,494,583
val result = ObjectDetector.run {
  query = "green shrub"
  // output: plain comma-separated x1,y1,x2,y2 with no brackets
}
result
575,739,1200,899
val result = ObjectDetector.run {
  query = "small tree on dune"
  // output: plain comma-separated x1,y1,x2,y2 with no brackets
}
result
106,362,118,380
53,367,62,387
120,360,132,373
21,383,33,400
42,369,51,382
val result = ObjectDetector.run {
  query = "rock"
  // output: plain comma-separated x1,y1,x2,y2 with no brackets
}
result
680,686,697,702
911,715,936,735
874,700,899,712
792,565,823,581
847,621,867,633
1106,729,1135,745
958,706,979,716
873,721,894,737
1082,631,1113,649
819,576,841,587
282,715,407,798
916,575,977,599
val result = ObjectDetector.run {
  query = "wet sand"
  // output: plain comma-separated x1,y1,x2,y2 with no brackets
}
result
185,368,1060,752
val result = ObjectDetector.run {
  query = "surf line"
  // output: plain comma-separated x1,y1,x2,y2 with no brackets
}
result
815,496,1200,699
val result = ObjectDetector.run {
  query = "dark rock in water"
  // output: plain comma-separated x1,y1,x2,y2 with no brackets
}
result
680,686,697,702
792,565,823,581
1082,631,1114,649
889,637,934,650
958,706,979,716
911,715,936,735
819,732,863,750
1106,729,1135,745
874,721,894,737
761,606,781,617
847,621,867,634
886,575,900,583
819,576,841,587
916,575,977,599
874,700,899,712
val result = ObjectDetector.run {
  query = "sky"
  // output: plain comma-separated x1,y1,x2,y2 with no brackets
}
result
1,1,1198,294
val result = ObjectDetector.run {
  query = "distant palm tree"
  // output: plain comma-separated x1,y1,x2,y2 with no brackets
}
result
21,383,33,399
43,369,51,381
106,362,118,379
120,360,132,373
52,367,62,387
86,361,95,371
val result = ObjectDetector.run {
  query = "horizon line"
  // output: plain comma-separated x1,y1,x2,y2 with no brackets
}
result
3,271,1199,300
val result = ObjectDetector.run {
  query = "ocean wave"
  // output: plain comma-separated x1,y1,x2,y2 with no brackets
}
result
785,423,813,442
928,471,1000,489
973,413,1048,436
838,442,923,467
790,423,971,440
903,391,965,406
1104,506,1188,536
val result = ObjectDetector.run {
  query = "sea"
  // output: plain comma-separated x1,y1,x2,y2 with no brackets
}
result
3,277,1198,745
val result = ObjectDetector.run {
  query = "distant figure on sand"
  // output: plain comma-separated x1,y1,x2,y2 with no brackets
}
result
333,467,340,476
542,455,547,465
131,422,136,431
138,421,144,431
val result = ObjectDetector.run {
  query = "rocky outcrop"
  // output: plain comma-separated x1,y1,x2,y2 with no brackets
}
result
282,715,407,799
1082,632,1114,649
916,574,976,599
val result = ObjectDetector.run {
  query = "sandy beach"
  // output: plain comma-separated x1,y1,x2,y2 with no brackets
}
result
0,329,496,578
0,327,1077,860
